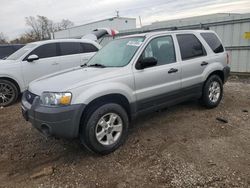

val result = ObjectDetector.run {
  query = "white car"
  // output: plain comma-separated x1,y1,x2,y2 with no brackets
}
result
0,39,101,106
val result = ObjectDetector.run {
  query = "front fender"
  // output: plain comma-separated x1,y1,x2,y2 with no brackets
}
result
73,82,136,105
0,73,24,92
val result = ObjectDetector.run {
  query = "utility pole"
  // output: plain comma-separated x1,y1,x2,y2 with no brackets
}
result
116,10,120,18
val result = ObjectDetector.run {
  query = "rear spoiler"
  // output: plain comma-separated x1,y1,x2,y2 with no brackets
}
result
81,28,119,41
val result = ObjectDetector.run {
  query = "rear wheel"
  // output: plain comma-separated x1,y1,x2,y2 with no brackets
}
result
80,103,129,155
0,79,18,107
201,75,223,108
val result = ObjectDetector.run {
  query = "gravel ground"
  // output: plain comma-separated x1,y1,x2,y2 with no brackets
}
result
0,79,250,188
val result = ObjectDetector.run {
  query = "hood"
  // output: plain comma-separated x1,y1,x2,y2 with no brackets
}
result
29,67,122,95
0,60,16,64
0,60,20,70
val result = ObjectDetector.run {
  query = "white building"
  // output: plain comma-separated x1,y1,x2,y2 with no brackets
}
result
53,17,136,39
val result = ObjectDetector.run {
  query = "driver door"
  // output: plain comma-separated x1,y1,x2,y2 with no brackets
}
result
133,35,181,112
21,43,61,86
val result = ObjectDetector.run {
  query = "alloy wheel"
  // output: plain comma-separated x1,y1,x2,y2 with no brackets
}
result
95,113,123,146
208,81,221,103
0,82,15,106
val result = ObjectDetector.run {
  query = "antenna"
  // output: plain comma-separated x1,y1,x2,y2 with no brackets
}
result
116,10,120,18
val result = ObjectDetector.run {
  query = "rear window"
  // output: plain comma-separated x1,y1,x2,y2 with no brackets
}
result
201,33,224,53
81,43,98,53
177,34,206,60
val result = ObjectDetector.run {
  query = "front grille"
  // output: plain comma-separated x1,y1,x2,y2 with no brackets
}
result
25,91,38,104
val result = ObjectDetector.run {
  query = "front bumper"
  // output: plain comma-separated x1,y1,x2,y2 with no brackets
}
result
223,66,230,83
21,92,85,138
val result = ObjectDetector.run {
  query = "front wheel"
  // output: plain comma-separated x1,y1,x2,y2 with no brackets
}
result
80,103,129,155
0,79,19,107
201,75,223,109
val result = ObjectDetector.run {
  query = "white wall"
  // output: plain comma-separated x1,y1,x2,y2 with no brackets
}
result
54,17,136,39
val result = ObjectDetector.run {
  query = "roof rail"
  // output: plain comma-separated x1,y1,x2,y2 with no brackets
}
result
168,25,210,31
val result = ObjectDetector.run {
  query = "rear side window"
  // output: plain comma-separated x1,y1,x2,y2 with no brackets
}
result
28,43,57,59
201,33,224,53
177,34,206,60
81,43,98,53
59,42,81,56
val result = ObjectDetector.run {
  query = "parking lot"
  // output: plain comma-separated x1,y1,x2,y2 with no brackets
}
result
0,78,249,188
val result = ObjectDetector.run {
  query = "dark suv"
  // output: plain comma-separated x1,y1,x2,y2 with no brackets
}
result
0,44,24,59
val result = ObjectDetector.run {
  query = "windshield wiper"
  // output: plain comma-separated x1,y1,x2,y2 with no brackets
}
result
80,63,88,67
87,63,106,68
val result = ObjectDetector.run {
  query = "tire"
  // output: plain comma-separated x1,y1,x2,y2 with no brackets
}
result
201,75,223,109
0,79,19,107
80,103,129,155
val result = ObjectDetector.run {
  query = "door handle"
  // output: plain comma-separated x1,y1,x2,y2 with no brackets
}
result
201,61,209,66
168,68,178,74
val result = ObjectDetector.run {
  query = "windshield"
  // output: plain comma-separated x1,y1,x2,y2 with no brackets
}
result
6,43,37,60
87,37,145,67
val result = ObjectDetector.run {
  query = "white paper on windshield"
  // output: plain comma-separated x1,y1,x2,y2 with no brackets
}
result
127,41,143,47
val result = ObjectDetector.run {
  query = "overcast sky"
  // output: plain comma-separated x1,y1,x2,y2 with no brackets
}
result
1,0,250,40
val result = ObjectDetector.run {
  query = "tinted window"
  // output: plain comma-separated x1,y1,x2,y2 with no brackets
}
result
201,33,224,53
140,36,176,66
81,43,98,53
59,42,81,56
27,43,57,59
0,46,15,59
177,34,206,60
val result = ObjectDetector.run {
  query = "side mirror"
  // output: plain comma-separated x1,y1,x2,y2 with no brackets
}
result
136,57,157,69
27,54,39,62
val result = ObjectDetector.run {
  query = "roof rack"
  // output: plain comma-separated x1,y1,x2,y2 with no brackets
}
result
169,25,210,31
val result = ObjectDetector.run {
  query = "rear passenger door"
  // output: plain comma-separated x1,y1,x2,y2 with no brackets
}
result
176,33,210,89
58,42,82,70
133,35,181,111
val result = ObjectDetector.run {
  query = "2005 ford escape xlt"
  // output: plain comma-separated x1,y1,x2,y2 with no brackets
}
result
21,30,230,155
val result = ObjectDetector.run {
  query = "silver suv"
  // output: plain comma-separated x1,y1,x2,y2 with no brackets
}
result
21,30,230,155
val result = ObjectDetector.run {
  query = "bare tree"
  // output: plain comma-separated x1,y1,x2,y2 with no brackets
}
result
25,15,54,40
0,32,8,44
25,16,41,40
14,15,74,42
52,19,74,32
59,19,74,30
10,33,36,44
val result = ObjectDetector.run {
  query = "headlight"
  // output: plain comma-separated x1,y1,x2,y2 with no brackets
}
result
40,92,72,106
